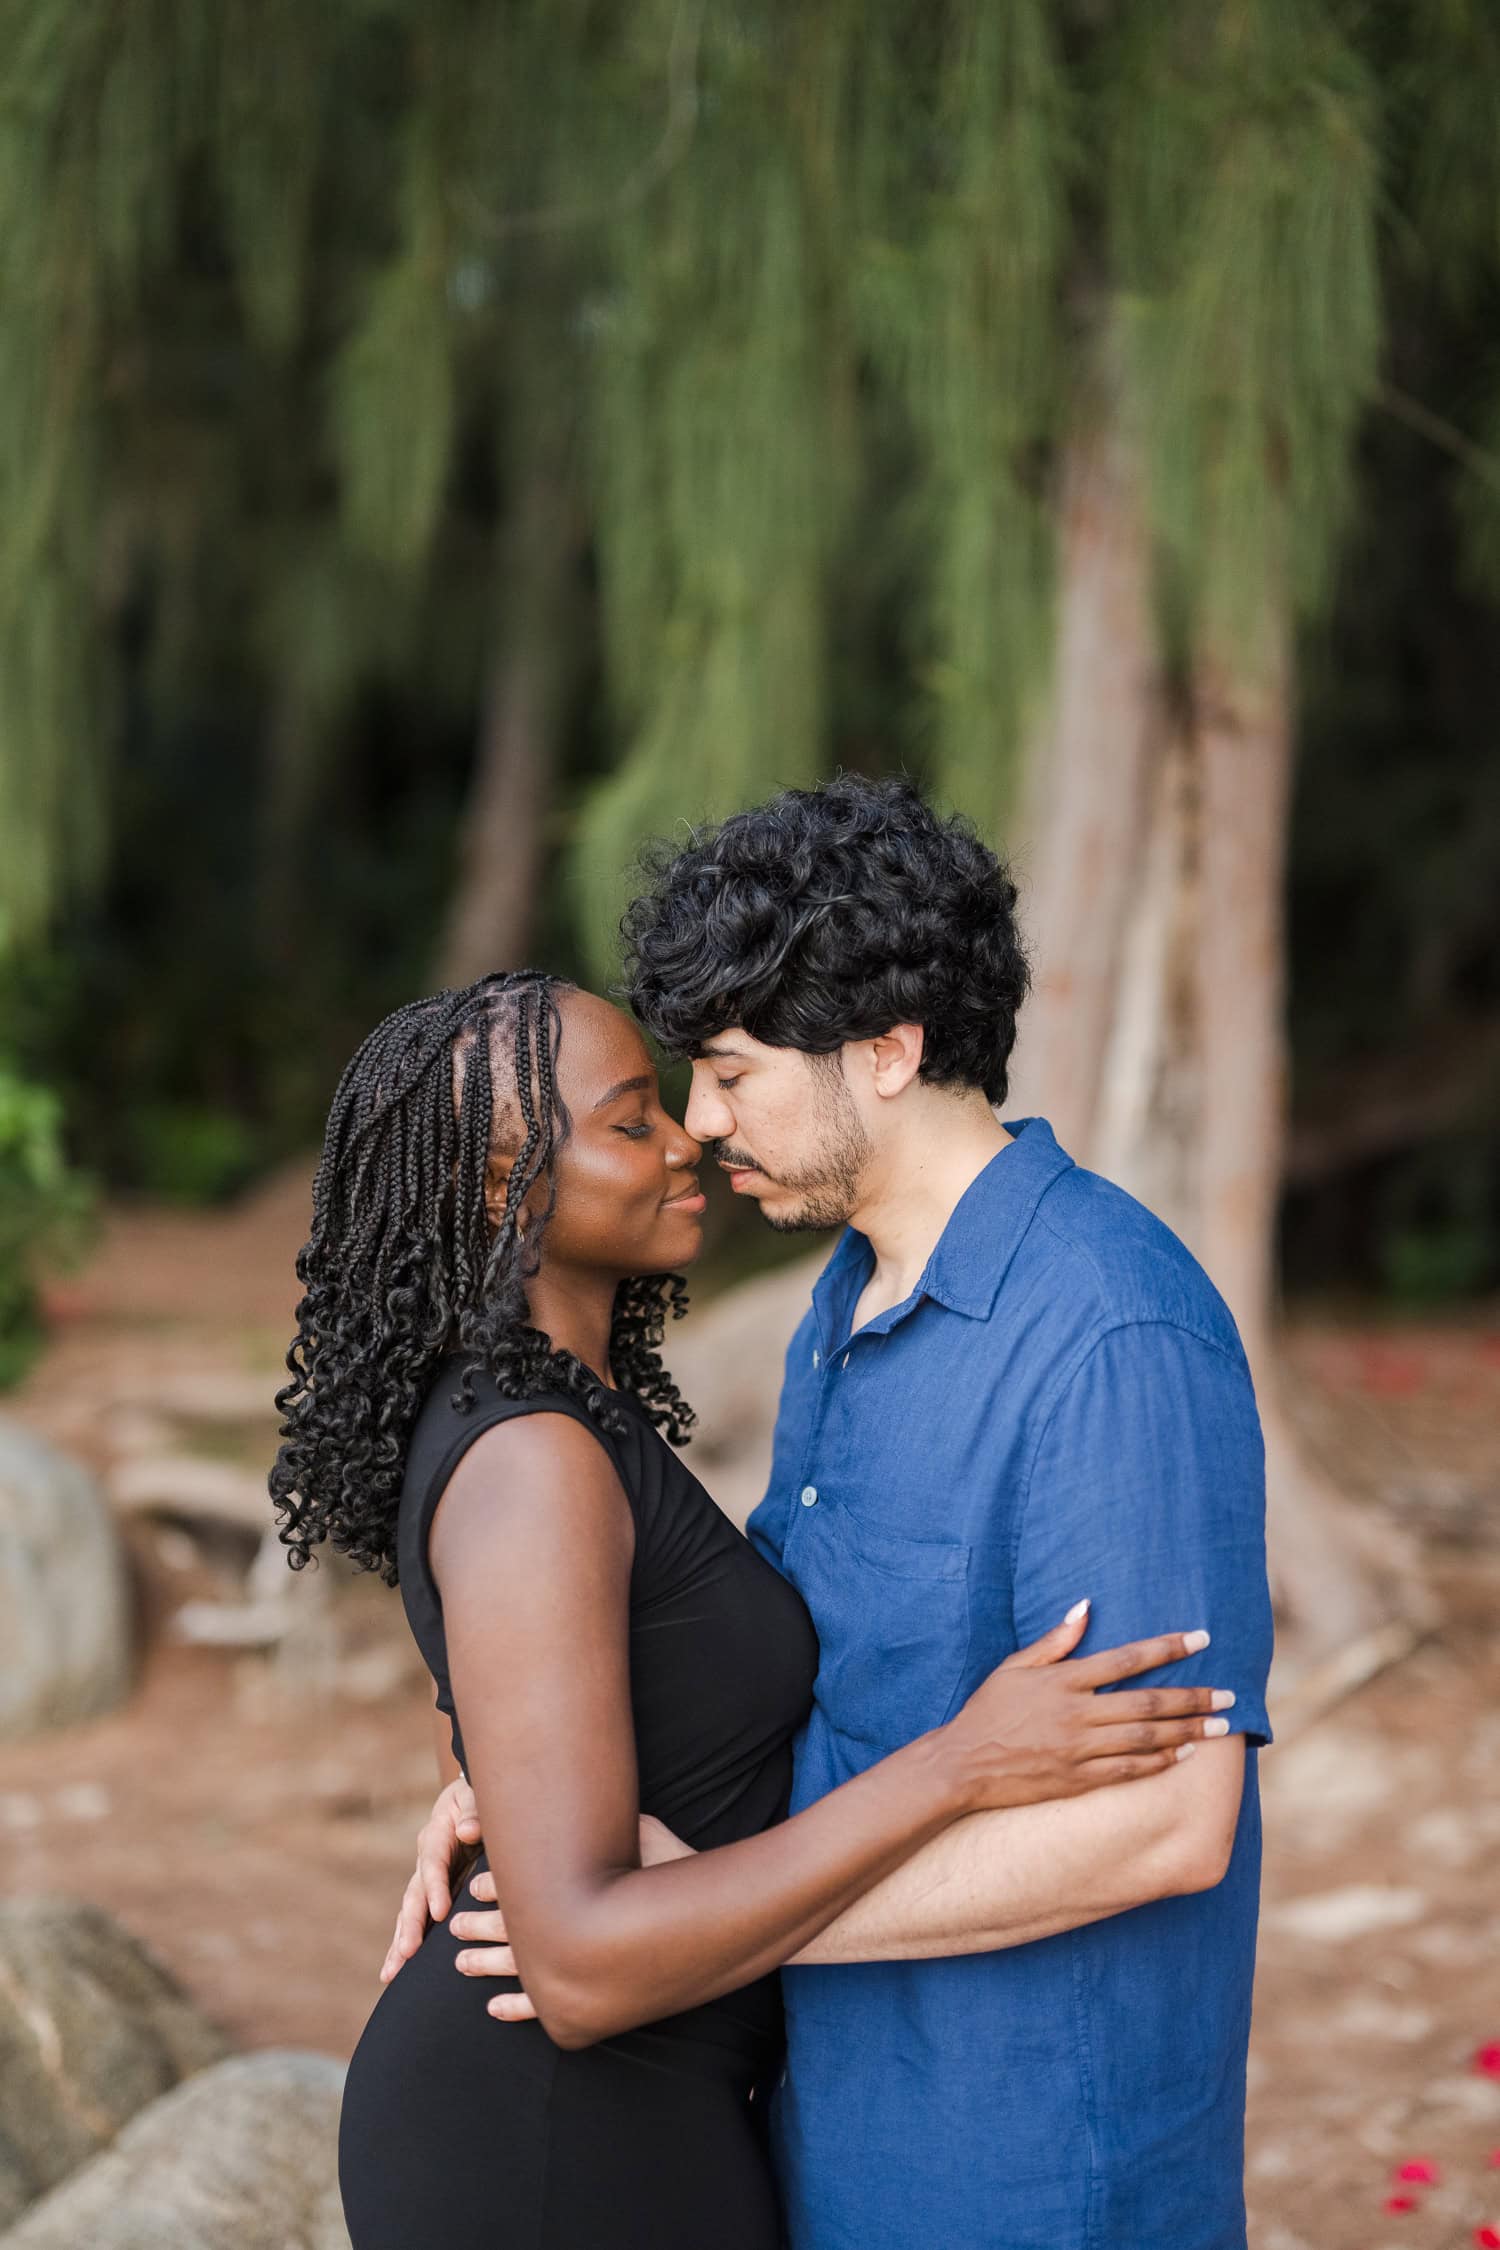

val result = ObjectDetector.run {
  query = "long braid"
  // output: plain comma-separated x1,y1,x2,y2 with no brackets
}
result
269,969,693,1587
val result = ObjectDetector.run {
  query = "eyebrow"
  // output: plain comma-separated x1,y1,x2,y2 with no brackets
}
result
591,1073,655,1112
697,1042,749,1061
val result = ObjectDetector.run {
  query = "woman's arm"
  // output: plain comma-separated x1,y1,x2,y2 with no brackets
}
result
432,1412,1220,2050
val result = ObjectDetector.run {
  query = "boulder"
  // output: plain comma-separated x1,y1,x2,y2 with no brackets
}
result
0,1899,228,2227
0,1420,135,1740
0,2049,348,2249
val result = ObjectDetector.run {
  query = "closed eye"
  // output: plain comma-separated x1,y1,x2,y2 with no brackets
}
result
615,1121,653,1139
715,1076,741,1092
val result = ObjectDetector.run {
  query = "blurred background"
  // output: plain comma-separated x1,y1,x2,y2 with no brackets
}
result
0,3,1497,2244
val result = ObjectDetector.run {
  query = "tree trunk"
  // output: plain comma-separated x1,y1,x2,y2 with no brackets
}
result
433,474,576,990
1009,416,1160,1162
1079,587,1433,1697
1186,626,1436,1699
1090,707,1202,1222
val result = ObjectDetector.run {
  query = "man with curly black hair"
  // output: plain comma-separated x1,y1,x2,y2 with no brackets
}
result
415,773,1274,2250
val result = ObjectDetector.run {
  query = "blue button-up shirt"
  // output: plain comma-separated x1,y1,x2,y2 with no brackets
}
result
746,1116,1275,2250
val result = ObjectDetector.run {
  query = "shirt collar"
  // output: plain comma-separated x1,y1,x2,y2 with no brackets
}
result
811,1116,1074,1347
919,1116,1074,1318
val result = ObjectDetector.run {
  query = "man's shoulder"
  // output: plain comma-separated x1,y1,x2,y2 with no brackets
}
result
1021,1162,1247,1370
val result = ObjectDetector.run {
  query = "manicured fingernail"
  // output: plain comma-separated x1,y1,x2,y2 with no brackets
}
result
1184,1629,1211,1652
1204,1716,1230,1735
1175,1743,1198,1760
1065,1598,1091,1623
1211,1690,1235,1709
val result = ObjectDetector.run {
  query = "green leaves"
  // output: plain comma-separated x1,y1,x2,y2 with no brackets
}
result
213,0,327,358
1109,0,1383,656
573,8,853,979
331,109,455,573
0,1056,96,1388
845,0,1071,836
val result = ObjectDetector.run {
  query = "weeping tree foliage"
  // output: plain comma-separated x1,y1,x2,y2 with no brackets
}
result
577,0,1084,962
849,0,1072,841
0,0,136,946
571,5,860,970
1108,0,1383,666
0,0,1496,991
0,0,1100,977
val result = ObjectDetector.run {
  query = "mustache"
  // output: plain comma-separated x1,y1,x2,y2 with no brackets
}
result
712,1144,762,1174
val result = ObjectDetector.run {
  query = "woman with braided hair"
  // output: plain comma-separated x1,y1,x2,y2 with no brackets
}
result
286,969,1224,2250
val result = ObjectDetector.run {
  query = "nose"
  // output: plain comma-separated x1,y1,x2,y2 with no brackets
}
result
684,1075,732,1145
665,1123,702,1170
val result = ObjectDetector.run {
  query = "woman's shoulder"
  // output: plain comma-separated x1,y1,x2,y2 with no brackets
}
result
406,1353,638,1495
398,1356,642,1603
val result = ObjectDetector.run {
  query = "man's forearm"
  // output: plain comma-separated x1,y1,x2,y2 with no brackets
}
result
788,1743,1240,1964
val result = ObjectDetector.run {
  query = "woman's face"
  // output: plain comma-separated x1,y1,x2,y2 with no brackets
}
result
488,987,705,1279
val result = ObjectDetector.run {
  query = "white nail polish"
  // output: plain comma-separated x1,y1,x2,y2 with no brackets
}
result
1175,1743,1198,1760
1204,1716,1230,1736
1065,1598,1091,1623
1183,1629,1211,1652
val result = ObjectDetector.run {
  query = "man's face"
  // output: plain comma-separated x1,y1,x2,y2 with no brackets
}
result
683,1028,874,1232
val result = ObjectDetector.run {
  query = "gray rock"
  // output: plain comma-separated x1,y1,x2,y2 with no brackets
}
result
0,1419,135,1741
0,1900,228,2227
0,2050,348,2249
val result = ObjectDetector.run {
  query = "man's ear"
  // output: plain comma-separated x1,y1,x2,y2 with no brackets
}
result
865,1023,925,1099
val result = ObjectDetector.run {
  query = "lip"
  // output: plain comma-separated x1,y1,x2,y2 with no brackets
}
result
720,1165,762,1194
661,1183,706,1213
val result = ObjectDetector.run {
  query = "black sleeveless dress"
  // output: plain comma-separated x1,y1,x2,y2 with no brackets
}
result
337,1352,820,2250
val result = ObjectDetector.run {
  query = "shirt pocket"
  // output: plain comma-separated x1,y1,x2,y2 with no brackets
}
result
803,1499,972,1753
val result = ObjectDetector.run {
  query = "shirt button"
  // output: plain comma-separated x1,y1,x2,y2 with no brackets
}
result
812,1348,821,1369
800,1485,819,1508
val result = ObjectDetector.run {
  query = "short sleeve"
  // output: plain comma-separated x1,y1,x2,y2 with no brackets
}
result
1012,1321,1274,1745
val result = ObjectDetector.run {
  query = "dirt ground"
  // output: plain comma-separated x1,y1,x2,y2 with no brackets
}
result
2,1167,1498,2249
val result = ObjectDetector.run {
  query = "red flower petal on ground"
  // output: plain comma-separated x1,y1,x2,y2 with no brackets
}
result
1489,2150,1500,2169
1476,2044,1500,2077
1395,2160,1440,2184
1357,1343,1426,1396
1385,2193,1420,2213
1475,2226,1500,2249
